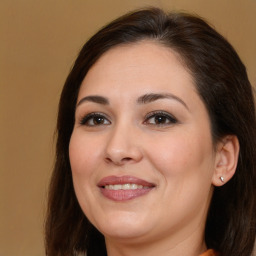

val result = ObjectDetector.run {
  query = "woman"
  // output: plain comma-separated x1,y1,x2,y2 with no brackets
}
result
45,8,256,256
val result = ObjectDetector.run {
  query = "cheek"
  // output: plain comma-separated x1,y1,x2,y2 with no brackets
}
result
147,129,214,181
69,132,102,215
148,131,214,217
69,131,102,177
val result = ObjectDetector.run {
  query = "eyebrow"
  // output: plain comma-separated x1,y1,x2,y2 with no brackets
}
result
76,93,189,111
77,95,109,107
137,93,189,110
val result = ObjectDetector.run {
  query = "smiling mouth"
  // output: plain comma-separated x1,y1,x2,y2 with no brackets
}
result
98,176,155,201
104,184,150,190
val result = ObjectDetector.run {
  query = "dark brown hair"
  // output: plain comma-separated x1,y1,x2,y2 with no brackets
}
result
45,7,256,256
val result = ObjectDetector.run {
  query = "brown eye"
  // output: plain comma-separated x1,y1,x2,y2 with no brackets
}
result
154,115,168,124
80,113,111,126
92,116,105,125
145,111,177,126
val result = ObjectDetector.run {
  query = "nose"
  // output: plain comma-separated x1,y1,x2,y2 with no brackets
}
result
104,122,143,166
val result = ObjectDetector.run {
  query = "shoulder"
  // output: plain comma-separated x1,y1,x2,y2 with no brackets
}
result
200,249,219,256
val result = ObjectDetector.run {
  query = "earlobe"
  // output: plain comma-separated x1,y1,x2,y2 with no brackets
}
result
212,135,240,187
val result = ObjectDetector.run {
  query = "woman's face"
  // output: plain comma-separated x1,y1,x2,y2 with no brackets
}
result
69,41,217,245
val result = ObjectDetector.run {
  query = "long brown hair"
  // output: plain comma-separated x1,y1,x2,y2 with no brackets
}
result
45,8,256,256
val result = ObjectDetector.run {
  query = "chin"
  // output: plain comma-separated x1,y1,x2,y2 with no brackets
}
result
95,211,151,240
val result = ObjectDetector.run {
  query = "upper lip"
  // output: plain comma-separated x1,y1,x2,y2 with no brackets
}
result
97,175,155,188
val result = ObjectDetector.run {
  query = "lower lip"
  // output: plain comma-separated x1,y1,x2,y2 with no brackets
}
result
100,188,153,201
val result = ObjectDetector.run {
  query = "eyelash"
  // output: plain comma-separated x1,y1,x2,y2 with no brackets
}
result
79,112,111,126
144,111,178,126
79,111,178,127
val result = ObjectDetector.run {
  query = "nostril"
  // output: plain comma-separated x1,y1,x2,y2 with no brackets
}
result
105,156,133,165
122,157,132,162
105,157,112,163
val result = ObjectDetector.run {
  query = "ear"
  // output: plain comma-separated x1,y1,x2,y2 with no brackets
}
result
212,135,239,187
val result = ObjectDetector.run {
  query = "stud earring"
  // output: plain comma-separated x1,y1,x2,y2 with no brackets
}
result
220,176,224,183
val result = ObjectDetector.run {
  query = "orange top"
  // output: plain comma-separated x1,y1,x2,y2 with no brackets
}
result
200,249,219,256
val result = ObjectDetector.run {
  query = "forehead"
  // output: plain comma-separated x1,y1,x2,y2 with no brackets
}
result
79,41,196,98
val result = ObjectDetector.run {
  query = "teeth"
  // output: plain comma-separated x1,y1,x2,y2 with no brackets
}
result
104,184,150,190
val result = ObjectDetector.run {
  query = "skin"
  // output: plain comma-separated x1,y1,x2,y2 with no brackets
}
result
69,41,231,256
